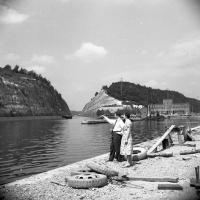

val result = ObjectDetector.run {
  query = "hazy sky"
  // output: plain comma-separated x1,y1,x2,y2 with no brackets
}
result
0,0,200,110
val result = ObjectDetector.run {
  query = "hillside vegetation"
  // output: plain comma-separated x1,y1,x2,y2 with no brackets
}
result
0,65,71,117
105,82,200,113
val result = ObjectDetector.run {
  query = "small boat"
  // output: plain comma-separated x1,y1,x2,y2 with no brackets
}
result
62,115,72,119
81,119,108,124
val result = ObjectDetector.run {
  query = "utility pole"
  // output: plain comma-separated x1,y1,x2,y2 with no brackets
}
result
120,77,123,98
166,88,169,99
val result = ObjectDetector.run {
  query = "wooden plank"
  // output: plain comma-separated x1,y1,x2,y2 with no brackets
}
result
128,177,178,183
125,183,144,189
191,126,200,131
182,157,192,161
147,152,173,158
158,184,183,190
176,143,196,147
147,125,175,154
180,149,200,155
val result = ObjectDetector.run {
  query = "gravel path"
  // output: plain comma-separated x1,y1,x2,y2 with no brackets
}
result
1,131,200,200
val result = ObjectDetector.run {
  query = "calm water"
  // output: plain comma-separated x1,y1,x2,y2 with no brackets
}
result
0,116,199,185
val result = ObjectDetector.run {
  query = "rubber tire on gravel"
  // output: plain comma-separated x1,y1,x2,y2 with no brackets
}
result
132,147,147,161
87,162,118,177
67,173,108,189
70,167,92,176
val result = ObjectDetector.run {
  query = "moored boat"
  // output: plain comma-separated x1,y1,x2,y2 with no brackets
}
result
81,120,108,124
62,115,73,119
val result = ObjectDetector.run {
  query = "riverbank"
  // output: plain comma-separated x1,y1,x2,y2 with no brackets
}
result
0,116,65,121
1,130,200,200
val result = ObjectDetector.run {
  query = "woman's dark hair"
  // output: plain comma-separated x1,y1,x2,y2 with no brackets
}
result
125,113,130,119
115,112,121,117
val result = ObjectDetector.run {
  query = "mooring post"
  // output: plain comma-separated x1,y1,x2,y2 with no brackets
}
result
177,126,185,144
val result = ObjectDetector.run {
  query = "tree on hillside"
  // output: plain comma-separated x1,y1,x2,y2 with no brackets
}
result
116,109,123,116
13,65,19,73
96,109,104,116
102,85,108,91
104,109,112,116
19,68,28,75
4,65,12,71
106,81,200,113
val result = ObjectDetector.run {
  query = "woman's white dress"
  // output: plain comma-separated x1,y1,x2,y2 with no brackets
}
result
120,119,133,156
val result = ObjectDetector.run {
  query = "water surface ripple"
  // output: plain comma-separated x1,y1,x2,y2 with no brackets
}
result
0,116,199,185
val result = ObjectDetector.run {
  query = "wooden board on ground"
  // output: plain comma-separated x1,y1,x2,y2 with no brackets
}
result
180,149,200,155
147,152,173,158
176,143,196,147
128,177,178,183
147,125,175,154
158,184,183,190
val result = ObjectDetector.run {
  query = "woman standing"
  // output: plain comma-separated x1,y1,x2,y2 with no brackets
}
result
120,113,133,167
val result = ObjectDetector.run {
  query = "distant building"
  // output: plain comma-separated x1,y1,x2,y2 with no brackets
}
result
148,99,190,116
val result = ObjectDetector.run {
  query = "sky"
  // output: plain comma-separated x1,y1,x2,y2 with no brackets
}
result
0,0,200,110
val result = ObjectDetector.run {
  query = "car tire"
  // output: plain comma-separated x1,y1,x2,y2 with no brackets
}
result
70,167,92,176
132,147,147,161
67,173,108,189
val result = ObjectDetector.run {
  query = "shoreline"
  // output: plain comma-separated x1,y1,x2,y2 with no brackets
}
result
1,114,200,122
1,130,200,199
0,116,66,121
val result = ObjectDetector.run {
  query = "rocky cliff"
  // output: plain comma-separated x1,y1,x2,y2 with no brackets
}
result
0,65,71,117
82,89,143,117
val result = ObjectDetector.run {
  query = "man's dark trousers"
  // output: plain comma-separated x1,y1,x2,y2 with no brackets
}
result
109,132,122,161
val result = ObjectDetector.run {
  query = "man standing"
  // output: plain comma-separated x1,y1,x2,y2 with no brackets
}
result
102,112,125,162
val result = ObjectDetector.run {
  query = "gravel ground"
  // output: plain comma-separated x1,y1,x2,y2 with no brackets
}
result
1,131,200,200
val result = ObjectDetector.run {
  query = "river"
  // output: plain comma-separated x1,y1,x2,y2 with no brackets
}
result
0,116,199,185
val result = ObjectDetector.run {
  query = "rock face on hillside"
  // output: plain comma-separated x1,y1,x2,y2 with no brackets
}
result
82,89,143,117
0,66,71,117
82,89,122,116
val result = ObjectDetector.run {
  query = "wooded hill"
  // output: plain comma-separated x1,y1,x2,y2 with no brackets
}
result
103,82,200,113
0,65,71,117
